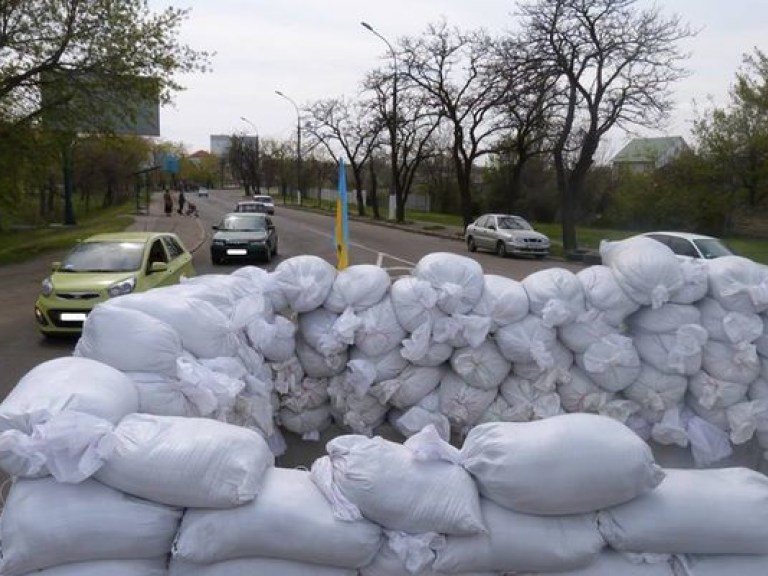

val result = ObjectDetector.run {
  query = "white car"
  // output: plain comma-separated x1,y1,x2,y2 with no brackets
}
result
641,231,734,259
252,194,275,214
197,187,209,198
465,213,550,258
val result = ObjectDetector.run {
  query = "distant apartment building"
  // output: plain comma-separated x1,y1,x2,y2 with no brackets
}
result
210,134,259,156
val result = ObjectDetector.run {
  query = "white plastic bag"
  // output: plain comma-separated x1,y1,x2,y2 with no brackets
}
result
324,264,391,313
273,255,337,312
412,252,485,315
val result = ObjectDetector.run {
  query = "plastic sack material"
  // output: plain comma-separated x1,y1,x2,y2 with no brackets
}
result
597,467,768,554
433,497,605,574
295,335,348,378
494,314,557,365
0,357,138,479
94,414,273,508
173,467,382,568
324,264,391,313
701,339,761,385
559,310,619,354
247,314,296,362
522,267,587,328
450,341,510,391
576,333,641,393
354,296,408,356
438,370,497,433
310,429,485,535
671,258,710,305
632,325,708,376
460,414,664,515
515,552,675,575
21,559,169,576
577,265,640,327
673,553,768,576
412,252,485,315
0,477,181,576
273,255,337,313
707,255,768,314
627,303,701,334
498,375,563,422
471,274,529,331
390,276,439,332
371,364,445,409
697,297,763,346
170,558,357,576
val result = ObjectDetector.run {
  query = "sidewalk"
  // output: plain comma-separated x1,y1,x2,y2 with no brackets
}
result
128,192,207,254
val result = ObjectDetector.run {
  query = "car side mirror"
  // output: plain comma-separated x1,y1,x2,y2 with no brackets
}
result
149,261,168,274
51,261,61,272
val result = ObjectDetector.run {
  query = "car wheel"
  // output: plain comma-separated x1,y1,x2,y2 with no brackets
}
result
264,245,273,264
496,241,507,258
272,239,278,257
467,237,477,252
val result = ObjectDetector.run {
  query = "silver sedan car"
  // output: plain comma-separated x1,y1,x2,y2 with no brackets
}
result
465,213,550,258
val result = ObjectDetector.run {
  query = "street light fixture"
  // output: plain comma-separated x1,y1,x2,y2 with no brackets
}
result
239,116,261,194
361,21,398,221
275,90,303,205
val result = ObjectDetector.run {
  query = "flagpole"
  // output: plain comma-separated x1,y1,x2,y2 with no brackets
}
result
335,158,350,270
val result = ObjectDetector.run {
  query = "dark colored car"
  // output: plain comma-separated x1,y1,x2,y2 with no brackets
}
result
210,212,278,264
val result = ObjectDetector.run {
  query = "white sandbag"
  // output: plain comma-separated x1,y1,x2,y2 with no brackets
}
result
278,375,329,412
350,347,409,385
522,267,586,328
600,236,683,308
494,314,557,364
598,467,768,554
689,370,750,410
512,340,574,381
22,559,168,576
632,325,708,376
627,303,701,334
173,467,382,567
280,404,333,437
103,292,241,359
623,363,688,414
559,309,618,354
74,305,183,376
432,313,492,348
516,552,675,575
675,554,768,576
390,403,452,442
324,264,391,313
701,340,761,385
186,269,265,301
412,252,485,315
94,414,273,508
450,341,510,391
273,255,337,313
299,307,351,356
672,258,709,304
577,265,640,326
433,498,605,574
170,558,357,576
0,357,138,479
471,274,529,331
0,477,181,576
556,366,616,414
401,324,454,366
310,429,485,535
697,296,763,346
230,265,290,311
354,296,408,356
461,414,663,515
128,371,200,416
390,276,439,332
498,374,563,421
371,364,446,409
296,335,348,378
707,255,768,314
247,314,296,362
474,395,523,424
438,370,497,433
328,375,389,436
576,333,640,393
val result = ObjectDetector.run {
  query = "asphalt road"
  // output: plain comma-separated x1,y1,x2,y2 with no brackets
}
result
0,189,585,400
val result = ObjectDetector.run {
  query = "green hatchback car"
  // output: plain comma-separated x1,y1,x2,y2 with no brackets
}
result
34,231,196,337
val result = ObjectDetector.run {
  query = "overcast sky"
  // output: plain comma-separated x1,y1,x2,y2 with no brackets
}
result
148,0,767,158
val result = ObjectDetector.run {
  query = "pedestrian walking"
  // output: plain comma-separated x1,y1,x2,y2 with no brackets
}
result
163,189,173,217
177,189,186,215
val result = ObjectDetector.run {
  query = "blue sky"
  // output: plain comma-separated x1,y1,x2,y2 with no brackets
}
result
149,0,767,158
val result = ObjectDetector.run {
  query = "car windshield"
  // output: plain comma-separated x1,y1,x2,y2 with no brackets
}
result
221,215,267,231
61,241,145,272
693,238,734,259
253,196,273,203
497,216,533,231
237,203,266,212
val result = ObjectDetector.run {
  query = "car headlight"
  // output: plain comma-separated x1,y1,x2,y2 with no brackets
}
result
107,276,136,298
41,277,53,297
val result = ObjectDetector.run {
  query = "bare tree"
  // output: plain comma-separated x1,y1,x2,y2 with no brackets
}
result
227,135,260,195
400,21,515,227
304,97,382,216
518,0,694,252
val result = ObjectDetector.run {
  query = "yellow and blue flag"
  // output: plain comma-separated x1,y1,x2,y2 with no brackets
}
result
335,158,350,270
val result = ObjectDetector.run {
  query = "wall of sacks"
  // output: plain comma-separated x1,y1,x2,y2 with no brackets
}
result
1,236,768,574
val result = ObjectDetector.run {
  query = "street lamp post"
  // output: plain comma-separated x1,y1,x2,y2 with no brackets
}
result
361,21,397,221
275,90,302,206
239,116,261,194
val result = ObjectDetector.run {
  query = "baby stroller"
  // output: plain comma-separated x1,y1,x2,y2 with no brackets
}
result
185,201,199,217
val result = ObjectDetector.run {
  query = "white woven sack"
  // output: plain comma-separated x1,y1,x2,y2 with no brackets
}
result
74,305,182,376
103,291,241,359
354,296,408,356
273,255,337,313
412,252,485,314
401,324,454,366
247,314,296,362
371,364,445,409
299,307,350,356
672,258,709,304
597,467,768,554
438,370,497,433
513,340,574,381
187,268,265,301
0,357,138,479
627,303,701,334
559,309,618,354
324,264,391,313
697,297,763,346
279,404,332,436
675,554,768,576
0,477,181,576
632,326,707,376
279,376,329,411
556,366,615,414
230,265,290,311
600,236,683,309
349,348,409,386
522,267,586,328
24,559,168,576
576,333,640,392
390,404,452,442
173,467,382,567
689,370,750,410
577,265,640,326
460,414,664,515
471,274,529,331
296,336,348,378
432,313,492,348
701,340,761,385
170,558,357,576
390,276,439,332
707,255,768,314
499,375,563,421
94,414,273,508
623,363,688,414
494,314,557,364
450,341,510,391
515,552,675,575
433,498,605,574
310,430,485,535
